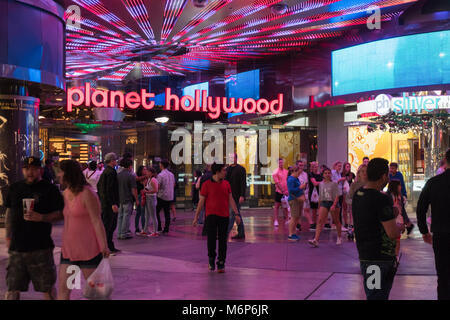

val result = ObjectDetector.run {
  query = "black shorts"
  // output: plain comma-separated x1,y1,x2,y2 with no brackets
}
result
60,253,103,268
310,202,319,209
275,192,284,203
6,248,57,292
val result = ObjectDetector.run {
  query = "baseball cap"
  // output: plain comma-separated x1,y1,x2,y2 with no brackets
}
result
23,156,42,168
104,152,118,164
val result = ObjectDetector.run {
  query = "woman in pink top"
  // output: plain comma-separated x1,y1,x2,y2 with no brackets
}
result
56,160,109,300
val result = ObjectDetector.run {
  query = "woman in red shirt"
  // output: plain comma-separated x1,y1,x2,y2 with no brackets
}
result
193,163,240,273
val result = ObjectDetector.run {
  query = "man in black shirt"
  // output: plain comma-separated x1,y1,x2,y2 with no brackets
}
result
352,158,401,300
4,157,64,300
417,148,450,300
97,152,120,255
226,153,246,239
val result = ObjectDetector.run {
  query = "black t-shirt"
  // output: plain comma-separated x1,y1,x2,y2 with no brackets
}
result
352,188,396,261
308,172,323,200
5,179,65,252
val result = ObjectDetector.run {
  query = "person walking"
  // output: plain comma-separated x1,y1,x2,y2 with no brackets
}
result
308,168,342,247
226,153,247,240
341,162,354,229
193,163,240,273
287,165,305,241
83,161,102,193
97,153,121,255
4,157,64,300
50,160,109,300
352,158,402,300
134,165,148,234
331,161,346,229
272,158,289,227
346,164,368,231
142,167,159,237
117,158,138,240
156,159,175,234
389,162,414,234
417,149,450,300
308,161,322,230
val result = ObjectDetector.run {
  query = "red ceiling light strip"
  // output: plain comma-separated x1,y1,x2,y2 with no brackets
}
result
161,0,189,42
122,0,155,40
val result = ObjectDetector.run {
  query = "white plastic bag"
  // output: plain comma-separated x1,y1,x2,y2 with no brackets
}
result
83,258,114,300
281,195,290,210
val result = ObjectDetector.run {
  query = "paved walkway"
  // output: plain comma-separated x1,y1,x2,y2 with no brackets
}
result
0,208,437,300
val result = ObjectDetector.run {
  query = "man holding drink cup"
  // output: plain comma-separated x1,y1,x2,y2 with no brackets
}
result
4,157,64,300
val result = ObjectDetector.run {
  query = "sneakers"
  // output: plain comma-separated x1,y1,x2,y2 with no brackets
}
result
110,249,121,256
137,231,148,237
274,220,279,227
118,235,133,240
324,224,332,229
149,232,160,237
288,234,300,242
217,261,225,273
231,234,245,240
308,239,319,247
208,258,215,271
309,223,316,231
336,237,342,245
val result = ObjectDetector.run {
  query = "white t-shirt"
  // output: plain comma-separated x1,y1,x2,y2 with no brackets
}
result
83,169,102,193
298,171,309,199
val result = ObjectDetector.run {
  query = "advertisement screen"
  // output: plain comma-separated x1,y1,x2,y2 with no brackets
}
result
182,82,209,107
226,69,260,118
332,30,450,96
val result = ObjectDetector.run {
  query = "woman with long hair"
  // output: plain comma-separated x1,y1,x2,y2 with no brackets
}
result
308,168,342,247
141,167,159,237
56,160,109,300
135,165,148,234
341,162,355,229
387,179,405,259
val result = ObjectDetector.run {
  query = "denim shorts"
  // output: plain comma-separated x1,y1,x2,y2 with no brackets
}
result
320,201,334,210
60,253,103,268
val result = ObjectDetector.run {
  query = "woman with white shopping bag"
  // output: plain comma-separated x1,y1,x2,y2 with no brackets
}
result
56,160,111,300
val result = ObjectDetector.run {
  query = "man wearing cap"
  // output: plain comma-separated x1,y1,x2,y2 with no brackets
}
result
97,153,120,255
4,157,64,300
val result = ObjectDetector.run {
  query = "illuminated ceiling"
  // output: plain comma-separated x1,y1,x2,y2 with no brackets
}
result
64,0,418,81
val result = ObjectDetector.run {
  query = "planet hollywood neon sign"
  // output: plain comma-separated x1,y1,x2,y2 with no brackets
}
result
67,83,284,119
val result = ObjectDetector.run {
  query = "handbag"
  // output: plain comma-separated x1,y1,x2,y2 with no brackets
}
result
310,187,319,203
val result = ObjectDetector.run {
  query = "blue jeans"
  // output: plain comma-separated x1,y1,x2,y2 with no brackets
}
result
118,202,133,238
228,203,244,237
360,260,398,300
135,203,145,232
198,208,205,225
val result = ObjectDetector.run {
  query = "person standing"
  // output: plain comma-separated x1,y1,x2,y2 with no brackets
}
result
272,158,289,227
341,162,354,229
346,164,368,231
97,153,121,255
117,158,138,240
287,166,305,241
352,158,401,300
49,160,109,300
4,157,64,300
308,168,342,247
389,162,414,234
417,149,450,300
226,153,247,240
308,162,322,230
197,164,212,235
387,180,406,259
142,167,159,237
134,165,148,234
331,161,346,229
296,160,309,230
156,159,175,234
83,161,102,193
193,163,240,273
192,170,202,211
42,159,56,184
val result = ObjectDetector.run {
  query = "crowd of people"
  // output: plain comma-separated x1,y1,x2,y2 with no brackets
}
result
3,148,449,301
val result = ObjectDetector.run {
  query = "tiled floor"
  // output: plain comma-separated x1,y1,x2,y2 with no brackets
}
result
0,208,438,300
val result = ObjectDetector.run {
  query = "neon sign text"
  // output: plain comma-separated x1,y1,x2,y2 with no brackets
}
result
67,84,284,119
